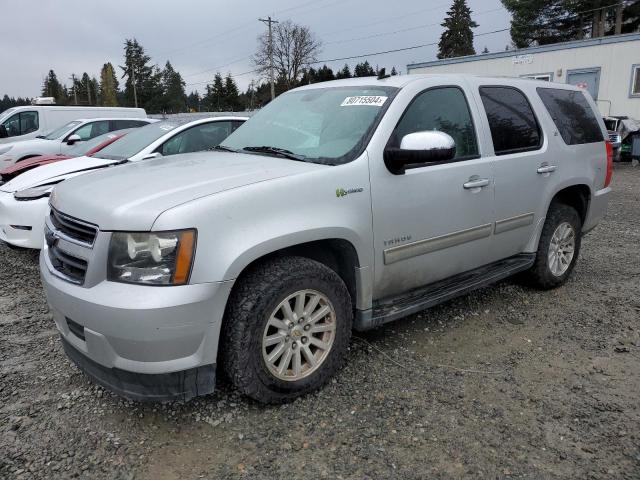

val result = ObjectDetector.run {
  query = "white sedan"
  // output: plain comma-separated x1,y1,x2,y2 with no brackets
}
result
0,116,247,249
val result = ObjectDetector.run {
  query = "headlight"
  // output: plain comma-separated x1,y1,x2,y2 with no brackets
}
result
13,184,54,201
107,230,196,285
0,146,12,155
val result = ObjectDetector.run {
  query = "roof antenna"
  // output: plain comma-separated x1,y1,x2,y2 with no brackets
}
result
377,68,390,80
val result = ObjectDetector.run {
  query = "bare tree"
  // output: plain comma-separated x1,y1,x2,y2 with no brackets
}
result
253,20,322,90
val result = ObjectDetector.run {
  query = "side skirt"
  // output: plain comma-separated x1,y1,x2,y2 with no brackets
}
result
354,253,535,331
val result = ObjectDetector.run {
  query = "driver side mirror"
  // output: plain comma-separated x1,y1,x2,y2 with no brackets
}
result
384,131,456,175
66,134,82,145
0,125,8,139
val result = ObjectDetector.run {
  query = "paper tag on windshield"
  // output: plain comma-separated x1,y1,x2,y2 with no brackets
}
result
341,96,387,107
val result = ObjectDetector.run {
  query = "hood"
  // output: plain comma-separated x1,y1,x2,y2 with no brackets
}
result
0,155,116,192
0,154,70,176
51,151,327,230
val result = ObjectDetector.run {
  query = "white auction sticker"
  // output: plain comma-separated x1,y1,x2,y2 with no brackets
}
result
341,96,388,107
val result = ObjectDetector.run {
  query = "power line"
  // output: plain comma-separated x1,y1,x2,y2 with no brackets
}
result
182,55,253,79
324,7,505,46
314,28,511,64
184,69,259,88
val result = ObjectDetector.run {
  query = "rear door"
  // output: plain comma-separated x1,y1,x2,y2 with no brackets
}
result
370,84,496,298
474,84,551,260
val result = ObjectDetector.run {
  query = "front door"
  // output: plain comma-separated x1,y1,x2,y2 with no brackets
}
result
369,85,495,299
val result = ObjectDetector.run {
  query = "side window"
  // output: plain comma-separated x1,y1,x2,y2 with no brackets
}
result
1,111,39,137
1,113,21,137
160,121,235,156
479,86,541,155
112,119,148,130
72,121,110,140
537,88,603,145
391,87,479,159
19,111,39,134
631,64,640,97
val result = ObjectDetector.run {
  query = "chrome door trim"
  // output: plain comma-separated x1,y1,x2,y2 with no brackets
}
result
383,223,493,265
494,212,535,235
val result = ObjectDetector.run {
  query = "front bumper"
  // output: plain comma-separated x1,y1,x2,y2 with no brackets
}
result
41,252,234,401
583,186,611,233
61,336,216,402
0,191,48,249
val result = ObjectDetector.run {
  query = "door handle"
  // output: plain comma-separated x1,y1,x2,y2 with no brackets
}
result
537,165,557,174
463,178,490,189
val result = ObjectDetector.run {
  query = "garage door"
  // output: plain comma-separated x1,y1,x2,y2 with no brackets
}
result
567,68,600,100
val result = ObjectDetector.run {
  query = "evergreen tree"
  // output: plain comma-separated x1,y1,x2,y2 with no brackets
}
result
335,64,352,79
161,61,187,113
223,73,241,111
79,72,94,105
354,61,376,77
482,46,490,53
204,73,225,111
120,38,155,109
501,1,640,48
437,0,478,59
390,67,398,76
99,63,119,106
41,70,67,104
316,65,335,82
187,91,201,112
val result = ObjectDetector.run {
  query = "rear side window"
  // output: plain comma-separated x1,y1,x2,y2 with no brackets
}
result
479,86,541,155
112,119,149,129
537,88,604,145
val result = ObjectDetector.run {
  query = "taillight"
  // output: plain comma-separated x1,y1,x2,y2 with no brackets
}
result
604,141,613,188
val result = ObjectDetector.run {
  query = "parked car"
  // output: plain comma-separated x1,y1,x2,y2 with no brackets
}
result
0,106,146,145
0,118,155,165
0,116,246,249
0,129,134,184
40,75,611,404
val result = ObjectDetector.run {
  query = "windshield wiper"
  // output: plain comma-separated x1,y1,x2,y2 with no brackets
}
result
243,146,306,161
209,145,238,153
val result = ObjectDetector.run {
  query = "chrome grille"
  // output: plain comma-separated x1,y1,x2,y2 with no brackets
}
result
49,208,97,247
45,226,88,285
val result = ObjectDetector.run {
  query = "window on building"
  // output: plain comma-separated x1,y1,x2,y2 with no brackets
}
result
537,88,603,145
523,74,552,82
632,65,640,97
390,87,479,160
479,86,541,155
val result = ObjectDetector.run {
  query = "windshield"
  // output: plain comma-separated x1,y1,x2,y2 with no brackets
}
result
221,85,398,164
93,121,180,160
0,108,16,119
44,121,82,140
66,130,125,157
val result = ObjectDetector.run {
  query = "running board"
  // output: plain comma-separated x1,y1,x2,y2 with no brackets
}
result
354,254,535,331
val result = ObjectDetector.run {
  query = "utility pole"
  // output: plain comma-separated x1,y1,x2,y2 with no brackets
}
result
131,66,138,108
259,16,278,101
70,74,78,105
87,81,92,106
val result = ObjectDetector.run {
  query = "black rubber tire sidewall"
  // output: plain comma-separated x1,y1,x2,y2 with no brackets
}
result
220,256,352,403
527,202,582,289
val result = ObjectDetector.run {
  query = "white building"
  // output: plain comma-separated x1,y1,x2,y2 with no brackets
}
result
407,33,640,119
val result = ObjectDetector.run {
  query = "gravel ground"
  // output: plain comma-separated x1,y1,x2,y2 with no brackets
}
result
1,164,639,480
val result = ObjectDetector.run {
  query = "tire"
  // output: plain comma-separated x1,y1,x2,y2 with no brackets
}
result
220,256,352,404
524,202,582,289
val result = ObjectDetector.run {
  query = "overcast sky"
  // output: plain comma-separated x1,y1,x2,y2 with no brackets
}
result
1,0,512,98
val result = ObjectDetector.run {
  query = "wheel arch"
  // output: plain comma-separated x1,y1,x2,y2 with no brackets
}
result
526,183,592,252
227,237,363,312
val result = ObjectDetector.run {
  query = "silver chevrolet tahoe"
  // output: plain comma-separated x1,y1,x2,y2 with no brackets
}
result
40,75,612,403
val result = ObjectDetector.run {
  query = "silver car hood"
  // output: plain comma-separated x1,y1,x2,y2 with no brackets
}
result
0,156,117,192
51,151,327,230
